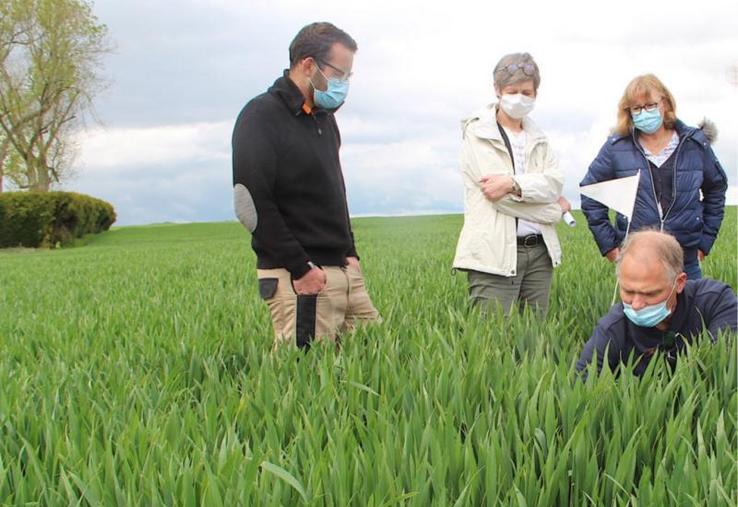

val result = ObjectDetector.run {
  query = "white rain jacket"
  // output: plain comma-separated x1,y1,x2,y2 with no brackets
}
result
452,103,564,276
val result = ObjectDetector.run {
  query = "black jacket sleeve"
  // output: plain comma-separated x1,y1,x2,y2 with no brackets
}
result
232,105,310,278
347,230,358,259
329,113,359,260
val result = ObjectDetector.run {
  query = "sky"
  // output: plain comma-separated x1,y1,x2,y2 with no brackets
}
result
62,0,738,226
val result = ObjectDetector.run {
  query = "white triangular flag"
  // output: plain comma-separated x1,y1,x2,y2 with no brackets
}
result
579,171,640,220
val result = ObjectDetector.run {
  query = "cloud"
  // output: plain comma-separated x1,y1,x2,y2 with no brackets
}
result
70,121,232,225
62,0,737,226
72,158,232,226
342,136,461,215
75,122,231,170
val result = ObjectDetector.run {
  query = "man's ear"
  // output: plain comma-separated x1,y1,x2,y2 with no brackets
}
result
675,272,688,293
296,57,315,78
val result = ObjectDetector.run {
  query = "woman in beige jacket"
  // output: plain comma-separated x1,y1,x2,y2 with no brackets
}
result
452,53,570,316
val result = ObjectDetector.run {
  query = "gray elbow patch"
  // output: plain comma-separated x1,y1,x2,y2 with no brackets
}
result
234,183,257,232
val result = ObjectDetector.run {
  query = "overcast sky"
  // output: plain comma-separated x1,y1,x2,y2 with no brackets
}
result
66,0,737,225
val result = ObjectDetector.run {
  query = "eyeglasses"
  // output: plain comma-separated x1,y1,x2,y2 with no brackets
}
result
318,59,353,81
628,98,661,115
502,62,536,76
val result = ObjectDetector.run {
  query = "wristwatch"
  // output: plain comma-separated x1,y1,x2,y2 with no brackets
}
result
307,261,318,271
511,178,522,196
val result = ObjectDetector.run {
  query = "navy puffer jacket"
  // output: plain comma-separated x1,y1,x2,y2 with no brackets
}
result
580,119,727,256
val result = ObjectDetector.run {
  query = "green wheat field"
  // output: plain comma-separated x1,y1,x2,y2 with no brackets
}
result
0,209,736,506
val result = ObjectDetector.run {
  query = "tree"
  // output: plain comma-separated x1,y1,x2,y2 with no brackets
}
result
0,134,7,192
0,0,108,191
0,134,11,193
0,131,25,192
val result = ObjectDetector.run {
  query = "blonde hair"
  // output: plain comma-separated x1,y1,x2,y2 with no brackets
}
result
614,74,677,136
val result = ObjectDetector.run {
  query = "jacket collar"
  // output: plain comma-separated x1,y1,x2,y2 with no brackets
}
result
269,70,343,116
462,103,546,142
611,118,697,145
269,70,311,116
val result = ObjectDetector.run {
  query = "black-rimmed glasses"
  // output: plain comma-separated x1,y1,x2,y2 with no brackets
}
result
628,99,661,115
318,60,353,81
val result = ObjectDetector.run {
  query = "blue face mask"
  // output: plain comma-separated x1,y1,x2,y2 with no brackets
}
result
632,108,663,134
623,279,677,328
311,67,349,110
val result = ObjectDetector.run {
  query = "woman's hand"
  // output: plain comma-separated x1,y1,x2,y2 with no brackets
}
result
557,196,572,212
480,175,515,202
605,247,620,263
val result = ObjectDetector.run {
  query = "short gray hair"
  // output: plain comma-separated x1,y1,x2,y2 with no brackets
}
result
616,229,684,282
493,53,541,91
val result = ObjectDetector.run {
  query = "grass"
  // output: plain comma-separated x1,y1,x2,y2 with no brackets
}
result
0,209,735,506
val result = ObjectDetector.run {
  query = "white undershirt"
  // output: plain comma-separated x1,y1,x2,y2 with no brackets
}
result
642,131,679,167
504,127,541,236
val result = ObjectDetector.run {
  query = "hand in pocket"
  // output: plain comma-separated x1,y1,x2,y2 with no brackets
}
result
293,267,326,295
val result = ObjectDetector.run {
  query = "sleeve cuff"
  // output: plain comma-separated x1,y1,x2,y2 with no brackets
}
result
699,236,715,255
287,259,311,280
600,242,618,256
510,177,524,202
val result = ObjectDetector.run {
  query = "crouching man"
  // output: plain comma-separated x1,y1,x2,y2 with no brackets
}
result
576,230,736,377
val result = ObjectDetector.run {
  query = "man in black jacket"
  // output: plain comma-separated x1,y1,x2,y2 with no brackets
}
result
576,230,736,377
232,22,379,349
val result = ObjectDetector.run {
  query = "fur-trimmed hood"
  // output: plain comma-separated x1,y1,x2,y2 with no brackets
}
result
698,118,718,144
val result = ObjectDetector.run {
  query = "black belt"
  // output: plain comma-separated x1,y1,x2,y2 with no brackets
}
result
517,234,543,247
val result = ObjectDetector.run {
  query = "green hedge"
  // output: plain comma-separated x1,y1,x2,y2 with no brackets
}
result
0,191,116,248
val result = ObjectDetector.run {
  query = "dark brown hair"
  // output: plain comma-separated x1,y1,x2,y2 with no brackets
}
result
289,22,357,68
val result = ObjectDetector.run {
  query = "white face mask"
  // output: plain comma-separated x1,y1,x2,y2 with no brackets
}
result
499,93,535,119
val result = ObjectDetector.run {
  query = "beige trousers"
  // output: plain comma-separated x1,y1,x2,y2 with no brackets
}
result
257,265,380,348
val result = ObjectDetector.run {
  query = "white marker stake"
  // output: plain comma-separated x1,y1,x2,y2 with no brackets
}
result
562,211,576,227
579,171,642,307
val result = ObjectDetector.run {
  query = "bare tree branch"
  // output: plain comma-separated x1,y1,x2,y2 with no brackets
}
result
0,0,109,190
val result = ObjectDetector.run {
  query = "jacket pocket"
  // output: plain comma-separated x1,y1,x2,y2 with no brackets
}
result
258,278,278,300
692,214,703,234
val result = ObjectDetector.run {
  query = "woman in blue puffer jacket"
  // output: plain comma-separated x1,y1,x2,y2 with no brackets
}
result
580,74,728,279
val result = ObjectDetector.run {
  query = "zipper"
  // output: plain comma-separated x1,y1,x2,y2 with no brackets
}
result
661,134,687,223
632,131,685,231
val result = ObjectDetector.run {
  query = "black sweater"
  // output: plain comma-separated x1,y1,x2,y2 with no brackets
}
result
576,278,737,377
232,72,357,278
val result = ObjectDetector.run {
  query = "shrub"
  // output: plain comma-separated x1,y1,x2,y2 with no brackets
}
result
0,191,116,248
